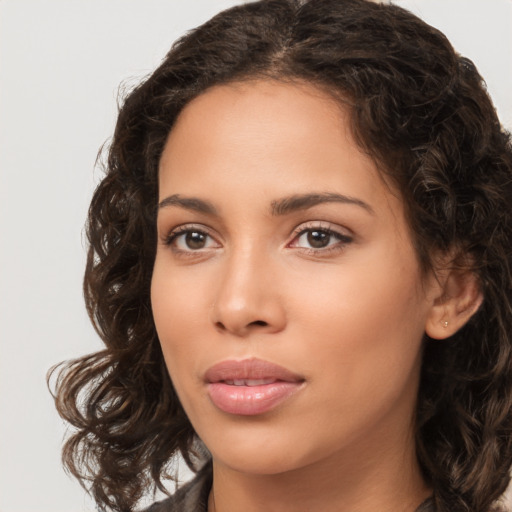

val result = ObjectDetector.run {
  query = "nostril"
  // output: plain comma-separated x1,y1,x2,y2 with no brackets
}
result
251,320,268,327
212,319,270,334
215,321,226,331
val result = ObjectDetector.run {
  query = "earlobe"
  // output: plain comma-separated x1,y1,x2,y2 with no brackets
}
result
425,266,483,340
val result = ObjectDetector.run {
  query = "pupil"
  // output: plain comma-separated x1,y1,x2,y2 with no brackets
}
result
186,232,206,249
307,230,329,248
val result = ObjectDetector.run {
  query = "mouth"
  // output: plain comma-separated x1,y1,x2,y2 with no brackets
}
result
222,378,278,386
205,358,305,416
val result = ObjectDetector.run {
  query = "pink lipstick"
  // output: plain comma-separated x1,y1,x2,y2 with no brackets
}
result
205,358,304,415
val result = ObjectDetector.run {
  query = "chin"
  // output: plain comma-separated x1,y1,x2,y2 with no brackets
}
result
199,422,320,476
213,449,301,476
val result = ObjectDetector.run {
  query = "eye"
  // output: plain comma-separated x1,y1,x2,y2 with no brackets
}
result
289,223,353,254
298,229,335,249
164,226,220,252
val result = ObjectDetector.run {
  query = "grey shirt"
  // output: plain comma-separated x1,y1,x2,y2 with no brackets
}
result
145,464,435,512
146,464,212,512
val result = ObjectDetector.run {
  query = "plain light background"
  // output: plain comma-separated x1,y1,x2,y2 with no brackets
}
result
1,1,511,511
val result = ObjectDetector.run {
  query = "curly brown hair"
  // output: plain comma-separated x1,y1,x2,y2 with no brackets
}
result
50,0,512,511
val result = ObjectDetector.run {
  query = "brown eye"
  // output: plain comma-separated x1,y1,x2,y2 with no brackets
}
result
291,226,353,253
307,230,330,248
165,228,219,252
185,231,207,249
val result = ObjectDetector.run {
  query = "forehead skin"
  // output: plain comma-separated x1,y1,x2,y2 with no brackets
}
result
159,80,403,230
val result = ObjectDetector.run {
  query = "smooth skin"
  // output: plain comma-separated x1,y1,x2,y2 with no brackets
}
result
151,80,481,512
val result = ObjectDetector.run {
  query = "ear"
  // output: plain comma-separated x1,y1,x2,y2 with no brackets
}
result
425,265,483,340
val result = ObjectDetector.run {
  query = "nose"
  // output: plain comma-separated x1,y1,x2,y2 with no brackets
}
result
211,247,287,337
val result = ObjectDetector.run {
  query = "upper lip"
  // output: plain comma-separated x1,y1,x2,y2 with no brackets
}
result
204,358,304,383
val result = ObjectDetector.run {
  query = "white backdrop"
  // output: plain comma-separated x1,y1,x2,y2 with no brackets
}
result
1,1,511,511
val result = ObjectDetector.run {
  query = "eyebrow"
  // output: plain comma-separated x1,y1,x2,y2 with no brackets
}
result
271,192,374,216
158,192,374,216
158,194,218,215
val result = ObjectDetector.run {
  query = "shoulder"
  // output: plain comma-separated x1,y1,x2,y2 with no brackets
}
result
143,463,212,512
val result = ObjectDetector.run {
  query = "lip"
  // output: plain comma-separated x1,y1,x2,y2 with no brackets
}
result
205,358,305,416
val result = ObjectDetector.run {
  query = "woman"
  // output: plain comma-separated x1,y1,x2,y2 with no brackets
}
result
51,0,512,511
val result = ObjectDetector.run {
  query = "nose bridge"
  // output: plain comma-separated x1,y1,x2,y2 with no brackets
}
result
211,239,285,335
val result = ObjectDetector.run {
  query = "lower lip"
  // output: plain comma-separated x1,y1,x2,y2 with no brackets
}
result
207,381,302,415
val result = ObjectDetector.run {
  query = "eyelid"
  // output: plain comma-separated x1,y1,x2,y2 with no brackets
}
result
160,220,353,256
162,223,222,250
289,220,353,239
287,220,354,254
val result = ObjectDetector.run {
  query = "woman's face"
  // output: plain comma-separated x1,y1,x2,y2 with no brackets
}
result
151,80,440,476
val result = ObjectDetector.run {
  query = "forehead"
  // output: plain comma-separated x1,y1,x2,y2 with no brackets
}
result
162,80,347,164
158,80,402,221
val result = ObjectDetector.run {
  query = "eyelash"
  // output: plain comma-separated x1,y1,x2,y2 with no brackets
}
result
288,222,353,256
162,222,353,257
163,224,218,257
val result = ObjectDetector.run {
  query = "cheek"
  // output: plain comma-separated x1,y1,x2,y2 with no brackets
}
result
286,246,427,388
292,248,424,330
152,253,212,321
150,260,210,373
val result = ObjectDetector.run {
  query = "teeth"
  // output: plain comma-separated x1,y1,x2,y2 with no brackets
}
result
224,379,276,386
246,378,275,386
